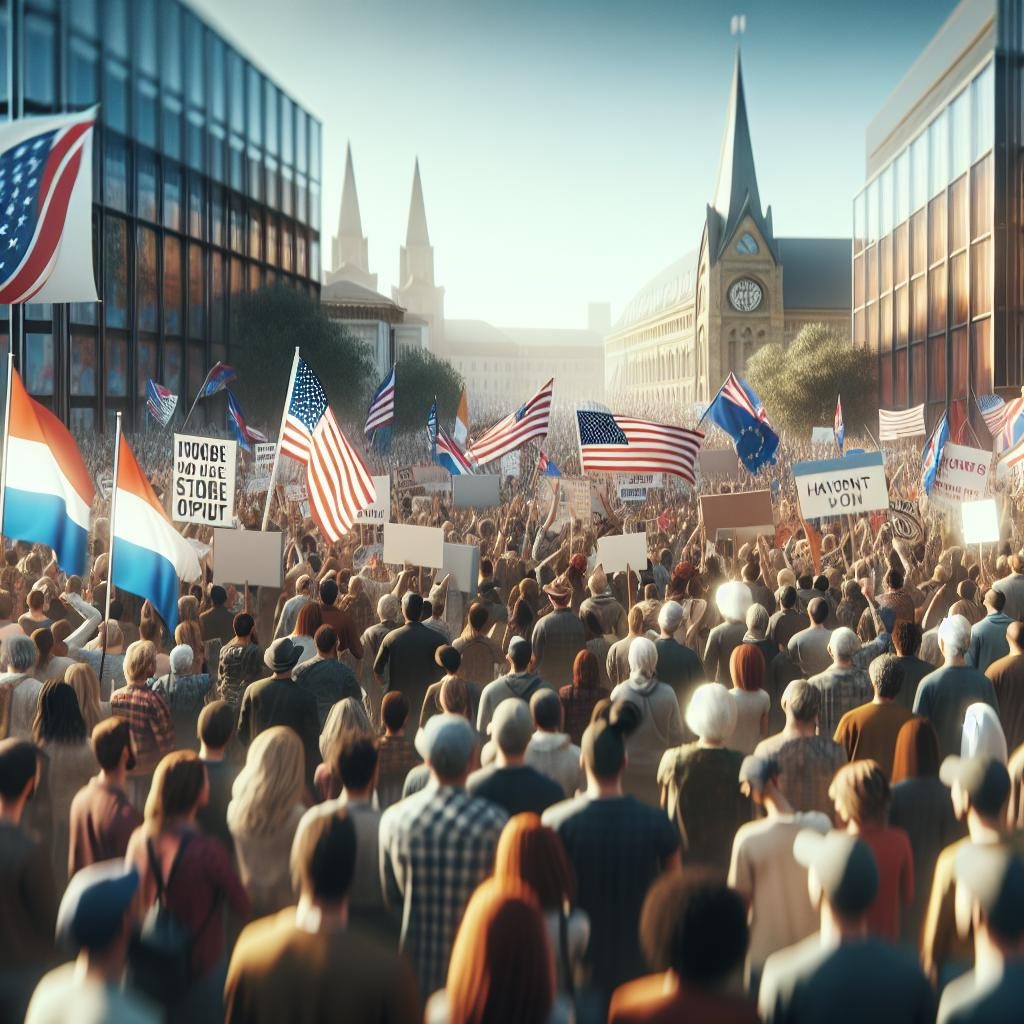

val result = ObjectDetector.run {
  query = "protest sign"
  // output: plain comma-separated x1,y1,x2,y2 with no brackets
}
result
596,532,649,573
212,529,282,588
565,477,593,519
810,427,835,446
617,472,662,501
792,451,889,519
355,475,391,524
888,499,924,543
254,442,276,467
962,499,1000,545
452,474,500,509
699,490,773,544
930,443,992,510
353,544,383,571
244,474,271,496
698,450,739,477
383,522,445,568
395,465,451,494
442,542,481,593
172,434,237,526
284,482,307,503
500,452,521,478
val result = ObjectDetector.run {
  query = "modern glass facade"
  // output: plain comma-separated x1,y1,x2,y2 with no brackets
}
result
0,0,321,430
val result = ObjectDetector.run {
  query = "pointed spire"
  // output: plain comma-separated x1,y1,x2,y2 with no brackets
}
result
337,142,363,239
405,158,431,247
326,142,376,290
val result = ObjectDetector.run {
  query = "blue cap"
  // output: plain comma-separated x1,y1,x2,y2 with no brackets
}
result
57,861,139,951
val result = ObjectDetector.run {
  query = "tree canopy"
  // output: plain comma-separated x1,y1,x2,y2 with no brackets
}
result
392,348,464,434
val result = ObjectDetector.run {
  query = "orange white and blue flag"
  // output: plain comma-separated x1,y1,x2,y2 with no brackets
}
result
1,366,94,573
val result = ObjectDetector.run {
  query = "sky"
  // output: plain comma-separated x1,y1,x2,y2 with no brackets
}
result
191,0,960,329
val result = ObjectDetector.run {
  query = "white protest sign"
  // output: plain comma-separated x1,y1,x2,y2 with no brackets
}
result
930,443,992,510
792,451,889,519
254,442,276,467
383,522,445,568
617,472,662,502
244,474,271,496
442,542,481,593
212,528,283,588
596,532,649,573
356,475,391,524
172,434,238,526
811,426,835,446
284,482,307,503
500,451,521,478
962,499,1000,545
452,474,500,509
565,477,592,519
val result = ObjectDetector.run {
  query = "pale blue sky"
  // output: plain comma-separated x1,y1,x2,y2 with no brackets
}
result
191,0,959,328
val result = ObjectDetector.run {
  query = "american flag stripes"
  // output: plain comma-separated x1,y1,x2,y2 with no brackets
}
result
467,379,553,465
364,367,396,435
434,426,474,476
994,396,1024,452
576,411,704,484
145,380,177,427
280,358,376,542
977,393,1006,437
999,430,1024,481
879,405,926,441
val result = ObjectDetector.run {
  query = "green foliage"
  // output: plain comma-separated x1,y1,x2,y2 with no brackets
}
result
745,322,876,437
228,285,375,424
393,349,465,434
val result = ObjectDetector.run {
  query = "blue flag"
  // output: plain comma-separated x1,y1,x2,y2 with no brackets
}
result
426,398,438,449
701,373,779,474
920,414,949,495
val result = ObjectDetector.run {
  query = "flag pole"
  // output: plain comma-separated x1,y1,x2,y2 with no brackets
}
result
0,353,14,543
261,347,300,532
696,375,730,428
100,411,122,686
179,377,206,431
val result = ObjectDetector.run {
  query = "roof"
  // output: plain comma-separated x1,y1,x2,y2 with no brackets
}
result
612,251,698,331
321,279,401,308
777,238,852,309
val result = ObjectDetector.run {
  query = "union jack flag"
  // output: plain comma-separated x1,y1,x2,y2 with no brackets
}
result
364,367,396,435
466,378,553,465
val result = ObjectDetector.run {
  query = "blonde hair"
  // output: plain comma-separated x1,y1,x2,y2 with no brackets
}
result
123,640,157,685
829,759,890,827
86,619,123,652
318,697,372,758
65,663,104,733
227,726,304,836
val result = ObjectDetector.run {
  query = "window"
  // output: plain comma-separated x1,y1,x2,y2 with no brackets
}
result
867,179,879,243
296,111,307,174
911,276,927,342
928,266,947,334
228,51,245,134
951,326,969,397
265,80,279,155
71,0,98,37
103,136,129,211
162,2,182,92
248,67,262,146
880,166,893,236
910,134,928,211
266,216,278,265
971,153,993,240
910,344,925,405
187,111,204,172
104,217,129,329
950,251,968,325
927,335,946,401
186,14,205,108
249,212,262,261
927,195,946,266
950,174,968,252
164,340,183,395
137,149,157,222
736,232,758,255
163,164,182,231
281,95,293,166
163,96,182,159
136,338,157,398
105,0,128,59
973,318,993,392
164,237,183,336
928,110,948,197
25,334,54,396
136,0,157,76
972,62,994,161
189,245,205,339
71,334,97,396
209,124,225,182
950,89,970,179
106,335,128,396
69,37,99,106
136,78,158,148
211,251,225,342
971,238,991,315
25,14,56,108
310,121,321,181
230,200,244,253
70,408,96,433
137,227,158,332
894,150,909,226
210,36,226,123
103,60,129,133
188,176,204,238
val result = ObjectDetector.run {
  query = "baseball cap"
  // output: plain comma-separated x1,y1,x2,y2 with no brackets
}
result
793,830,878,916
939,755,1011,816
415,713,477,779
57,861,139,951
488,699,533,755
738,754,779,793
955,844,1024,941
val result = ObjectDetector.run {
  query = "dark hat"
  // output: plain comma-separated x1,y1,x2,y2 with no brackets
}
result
940,755,1011,816
793,830,879,916
955,844,1024,941
57,861,139,951
264,637,302,673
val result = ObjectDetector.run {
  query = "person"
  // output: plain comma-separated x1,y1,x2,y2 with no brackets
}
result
477,636,552,735
65,663,108,735
288,602,323,667
992,552,1024,621
125,751,249,1022
175,595,205,671
890,621,933,713
986,619,1024,752
544,706,680,1018
531,577,586,690
580,566,627,639
361,593,402,725
607,605,646,688
915,615,999,759
316,578,364,659
961,702,1008,761
217,612,263,710
273,573,312,641
420,646,470,727
558,649,608,746
0,633,40,739
150,643,212,750
0,739,55,1021
378,713,507,1002
293,624,362,729
758,830,933,1024
526,689,583,797
858,569,915,639
452,602,504,689
654,600,704,710
199,585,234,646
769,584,804,650
195,701,237,858
468,699,564,815
31,627,74,684
966,589,1012,672
376,691,422,810
237,637,320,786
19,587,53,635
425,878,567,1023
25,860,158,1024
703,581,752,683
62,597,127,699
936,845,1024,1023
225,809,418,1024
318,696,373,761
787,597,834,678
609,870,758,1024
806,627,872,739
728,643,770,755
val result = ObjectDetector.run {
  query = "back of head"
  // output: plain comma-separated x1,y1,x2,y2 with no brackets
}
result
808,597,829,625
333,733,379,792
938,615,972,659
491,699,533,758
868,654,902,701
92,717,133,772
813,575,829,593
829,626,859,661
985,588,1006,613
961,703,1008,762
716,580,752,623
34,680,87,745
319,578,339,606
145,751,205,832
233,612,255,639
31,627,54,665
885,569,904,592
209,585,227,607
658,600,683,635
381,690,409,733
730,643,765,693
581,707,635,779
123,640,156,683
892,620,921,657
468,602,489,632
891,717,940,784
0,738,39,798
628,604,645,634
3,634,37,673
494,813,575,911
197,700,235,750
508,637,532,672
745,603,768,637
530,689,562,732
780,584,797,610
829,759,890,827
416,713,477,782
402,590,423,622
378,593,400,623
627,636,658,680
783,679,819,724
169,644,194,675
685,682,738,743
295,601,323,638
290,808,357,904
314,624,338,655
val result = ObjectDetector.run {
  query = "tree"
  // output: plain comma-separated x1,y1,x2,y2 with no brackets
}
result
745,322,876,437
392,349,465,434
229,285,375,425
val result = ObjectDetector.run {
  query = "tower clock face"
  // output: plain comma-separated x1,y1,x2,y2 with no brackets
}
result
729,278,763,312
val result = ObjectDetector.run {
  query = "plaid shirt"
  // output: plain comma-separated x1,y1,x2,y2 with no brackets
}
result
754,733,848,816
531,608,586,689
379,784,507,1000
217,641,264,708
110,683,174,774
807,665,873,738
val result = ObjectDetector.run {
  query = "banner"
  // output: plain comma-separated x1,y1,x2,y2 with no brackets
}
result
355,475,391,524
929,442,992,510
172,434,237,526
254,442,276,467
792,451,889,519
699,490,773,543
888,499,924,544
284,482,307,504
565,477,593,519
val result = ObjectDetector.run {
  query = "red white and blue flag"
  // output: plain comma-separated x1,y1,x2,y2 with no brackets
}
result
992,394,1024,452
146,379,177,427
226,390,265,452
434,426,474,476
834,395,845,453
538,449,561,477
364,367,396,436
920,414,949,496
467,378,553,465
199,361,237,398
977,393,1006,437
576,411,704,483
0,108,99,305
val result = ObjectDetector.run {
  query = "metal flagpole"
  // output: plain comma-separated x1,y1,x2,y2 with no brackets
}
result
261,347,300,531
0,353,14,543
100,412,122,686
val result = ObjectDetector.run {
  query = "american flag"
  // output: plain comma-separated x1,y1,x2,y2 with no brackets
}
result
993,395,1024,452
576,410,704,484
467,378,553,465
999,430,1024,480
145,379,177,427
977,393,1006,437
434,425,474,476
364,367,396,435
879,404,926,441
280,358,376,541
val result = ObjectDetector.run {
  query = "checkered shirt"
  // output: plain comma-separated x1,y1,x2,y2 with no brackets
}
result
110,683,174,773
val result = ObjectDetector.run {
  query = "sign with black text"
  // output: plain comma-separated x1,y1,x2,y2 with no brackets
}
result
172,434,237,526
792,451,888,519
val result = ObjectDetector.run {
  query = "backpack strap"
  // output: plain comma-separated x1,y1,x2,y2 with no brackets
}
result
147,831,194,907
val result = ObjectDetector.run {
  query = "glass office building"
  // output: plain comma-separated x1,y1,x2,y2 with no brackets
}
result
0,0,322,430
852,0,1016,427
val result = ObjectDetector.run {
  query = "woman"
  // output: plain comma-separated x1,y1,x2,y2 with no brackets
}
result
126,751,249,1023
65,662,109,734
139,615,171,677
657,683,751,868
319,695,373,760
151,643,213,750
289,601,323,666
675,574,715,654
502,591,536,651
493,813,589,999
961,702,1008,762
889,718,965,946
559,650,608,747
426,878,568,1023
68,619,126,699
31,627,74,683
836,579,869,631
176,595,205,671
727,645,769,755
227,726,306,917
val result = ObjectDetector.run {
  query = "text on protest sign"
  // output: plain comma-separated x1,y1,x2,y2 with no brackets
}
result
617,472,662,502
172,434,237,526
356,475,391,524
792,451,889,519
929,443,992,510
253,442,277,467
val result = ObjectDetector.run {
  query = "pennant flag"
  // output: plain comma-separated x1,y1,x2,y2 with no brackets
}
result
1,367,94,573
112,434,201,633
700,373,778,474
198,361,237,398
280,358,376,542
467,378,553,466
538,449,561,478
834,395,845,453
434,426,474,476
0,107,99,305
920,414,949,496
977,393,1006,437
576,410,704,483
426,397,438,449
878,404,926,441
146,379,177,427
226,389,261,452
364,367,396,436
453,386,470,447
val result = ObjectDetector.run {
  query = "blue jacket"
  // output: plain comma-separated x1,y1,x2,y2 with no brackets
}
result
967,612,1013,672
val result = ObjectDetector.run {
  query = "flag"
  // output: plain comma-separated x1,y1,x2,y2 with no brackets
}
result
538,449,561,477
453,386,470,447
0,108,99,305
426,398,438,448
1,367,94,573
145,379,177,427
878,404,926,441
434,426,474,476
920,414,949,496
280,358,376,542
977,393,1006,436
226,389,259,452
998,430,1024,481
467,378,553,465
576,410,704,484
364,367,396,436
994,394,1024,452
112,434,201,633
700,373,778,474
198,361,237,398
834,395,845,453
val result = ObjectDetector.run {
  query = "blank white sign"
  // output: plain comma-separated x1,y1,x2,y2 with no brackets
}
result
212,529,283,588
962,498,1000,545
596,532,648,573
442,542,481,593
383,522,445,568
452,474,500,508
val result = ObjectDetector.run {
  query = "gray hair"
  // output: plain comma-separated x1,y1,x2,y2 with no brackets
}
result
2,635,37,673
938,615,972,659
745,603,769,637
169,644,194,674
716,581,752,623
658,600,684,634
829,626,860,660
627,636,658,680
378,593,400,622
685,682,737,743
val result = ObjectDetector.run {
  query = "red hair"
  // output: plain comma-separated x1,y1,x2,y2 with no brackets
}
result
572,649,600,691
493,813,576,911
730,643,765,693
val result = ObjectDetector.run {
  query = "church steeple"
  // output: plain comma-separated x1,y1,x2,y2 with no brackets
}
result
327,142,376,290
405,158,431,248
393,158,444,342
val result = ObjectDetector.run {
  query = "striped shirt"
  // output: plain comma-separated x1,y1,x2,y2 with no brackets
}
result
110,683,174,774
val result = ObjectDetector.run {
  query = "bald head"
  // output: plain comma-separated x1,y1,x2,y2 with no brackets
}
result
1008,620,1024,654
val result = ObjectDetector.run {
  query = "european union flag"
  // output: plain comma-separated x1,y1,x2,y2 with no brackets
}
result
702,373,779,474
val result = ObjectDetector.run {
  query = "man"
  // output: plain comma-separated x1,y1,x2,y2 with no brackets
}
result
915,616,999,760
949,580,985,626
635,583,662,634
758,830,933,1024
787,597,834,678
580,566,628,639
744,603,778,666
360,593,402,726
967,589,1013,673
891,621,933,713
937,846,1024,1023
226,810,417,1023
451,603,504,689
0,635,40,740
530,577,585,689
744,560,775,616
703,580,752,683
477,637,552,736
806,627,872,739
196,701,237,857
378,714,507,1002
858,569,915,641
376,692,422,811
200,585,235,645
526,688,583,797
0,589,25,644
293,625,363,729
833,655,914,780
468,699,563,815
68,719,141,877
238,637,320,785
993,553,1024,622
217,612,263,710
654,601,703,709
769,586,804,652
273,573,312,640
754,680,847,817
317,579,364,659
607,605,647,688
374,592,445,729
986,619,1024,752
